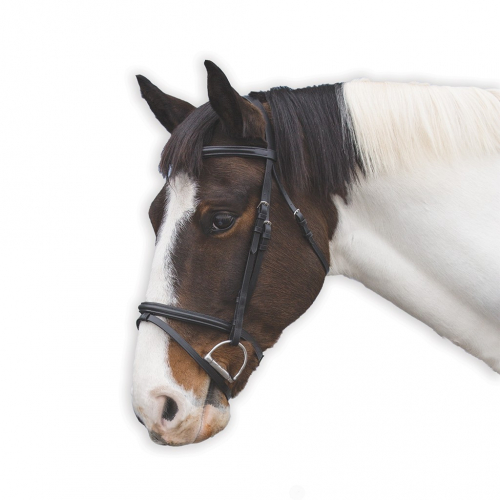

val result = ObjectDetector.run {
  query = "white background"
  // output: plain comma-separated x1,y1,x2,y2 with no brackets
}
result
1,1,499,499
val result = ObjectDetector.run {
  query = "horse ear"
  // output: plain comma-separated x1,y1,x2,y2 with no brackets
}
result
204,60,265,139
136,75,195,133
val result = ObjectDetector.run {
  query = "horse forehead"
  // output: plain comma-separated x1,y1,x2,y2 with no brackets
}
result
166,173,198,211
145,173,198,305
165,161,263,217
158,174,198,256
196,159,265,196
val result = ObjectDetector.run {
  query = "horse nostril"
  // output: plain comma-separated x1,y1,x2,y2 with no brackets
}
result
135,413,145,426
162,396,179,421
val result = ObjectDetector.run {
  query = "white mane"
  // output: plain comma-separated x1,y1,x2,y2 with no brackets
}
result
343,80,500,174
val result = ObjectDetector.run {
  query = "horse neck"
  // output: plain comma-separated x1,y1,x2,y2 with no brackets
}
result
328,153,500,372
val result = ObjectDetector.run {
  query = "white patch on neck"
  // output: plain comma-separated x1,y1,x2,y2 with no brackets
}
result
132,174,199,425
329,155,500,372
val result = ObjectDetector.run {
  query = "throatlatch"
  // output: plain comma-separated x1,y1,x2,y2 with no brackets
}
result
137,96,329,400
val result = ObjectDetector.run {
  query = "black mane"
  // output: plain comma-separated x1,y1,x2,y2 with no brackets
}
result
161,84,362,197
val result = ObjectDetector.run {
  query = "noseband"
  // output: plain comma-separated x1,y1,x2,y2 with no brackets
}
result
136,96,329,400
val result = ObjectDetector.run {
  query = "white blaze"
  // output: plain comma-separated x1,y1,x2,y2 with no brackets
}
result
132,174,199,427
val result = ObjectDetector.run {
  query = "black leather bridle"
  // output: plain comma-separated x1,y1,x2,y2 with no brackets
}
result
136,96,329,400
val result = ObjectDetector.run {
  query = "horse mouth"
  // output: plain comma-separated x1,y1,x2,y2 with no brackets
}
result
194,402,230,444
193,381,230,444
149,430,168,445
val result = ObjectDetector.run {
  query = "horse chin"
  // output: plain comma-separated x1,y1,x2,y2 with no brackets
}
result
193,403,231,443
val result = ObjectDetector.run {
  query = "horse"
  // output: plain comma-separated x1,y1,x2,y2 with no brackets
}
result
132,61,500,446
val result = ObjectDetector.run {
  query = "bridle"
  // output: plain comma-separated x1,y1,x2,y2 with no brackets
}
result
136,96,329,400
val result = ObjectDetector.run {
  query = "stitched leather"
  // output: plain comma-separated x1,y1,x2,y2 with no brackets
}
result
136,312,232,400
202,146,277,161
272,167,330,273
138,302,263,361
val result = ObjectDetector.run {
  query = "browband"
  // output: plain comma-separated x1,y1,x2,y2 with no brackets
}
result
202,146,277,161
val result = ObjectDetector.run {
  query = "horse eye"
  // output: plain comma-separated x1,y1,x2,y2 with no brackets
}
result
212,213,235,232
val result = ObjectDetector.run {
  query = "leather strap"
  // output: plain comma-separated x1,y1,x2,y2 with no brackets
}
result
138,302,263,361
202,146,277,161
228,96,275,347
272,168,330,273
228,164,272,346
136,312,232,400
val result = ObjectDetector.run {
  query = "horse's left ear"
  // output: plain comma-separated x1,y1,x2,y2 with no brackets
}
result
136,75,195,133
205,60,265,139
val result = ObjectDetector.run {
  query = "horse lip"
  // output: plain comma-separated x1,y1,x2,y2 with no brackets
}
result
149,430,168,446
194,400,230,443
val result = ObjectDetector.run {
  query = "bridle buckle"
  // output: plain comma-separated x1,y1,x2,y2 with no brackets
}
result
204,340,248,383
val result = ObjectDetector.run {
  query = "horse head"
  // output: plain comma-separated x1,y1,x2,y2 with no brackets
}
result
132,62,335,445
